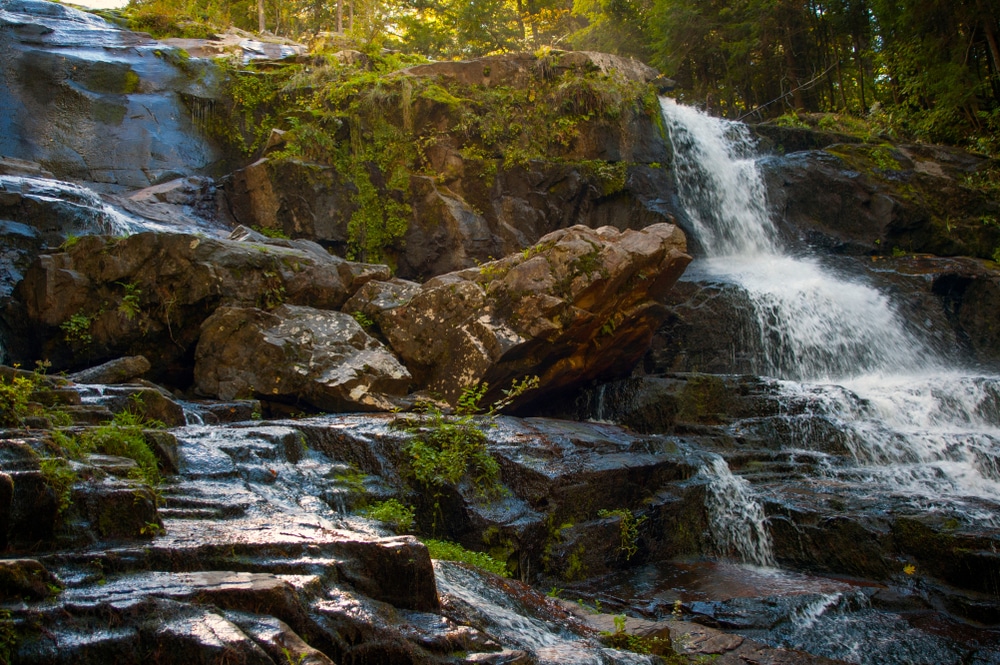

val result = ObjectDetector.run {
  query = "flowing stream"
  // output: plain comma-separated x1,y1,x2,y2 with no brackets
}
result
659,98,1000,537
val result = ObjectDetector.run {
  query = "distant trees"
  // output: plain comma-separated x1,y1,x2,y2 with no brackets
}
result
123,0,1000,148
576,0,1000,145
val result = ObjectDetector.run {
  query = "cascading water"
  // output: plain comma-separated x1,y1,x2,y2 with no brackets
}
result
700,455,775,567
660,98,1000,529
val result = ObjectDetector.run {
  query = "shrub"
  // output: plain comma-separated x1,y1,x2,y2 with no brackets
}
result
362,499,415,533
423,538,509,576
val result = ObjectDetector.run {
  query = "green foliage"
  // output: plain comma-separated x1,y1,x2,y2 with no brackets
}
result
117,281,142,321
0,361,61,428
351,310,375,329
59,234,81,251
60,311,95,346
39,457,76,517
400,376,538,500
73,408,164,486
0,609,17,665
257,271,286,309
598,508,647,560
0,373,36,427
363,498,415,533
253,225,290,239
423,538,510,576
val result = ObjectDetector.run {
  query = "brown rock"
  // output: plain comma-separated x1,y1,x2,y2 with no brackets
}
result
365,223,690,404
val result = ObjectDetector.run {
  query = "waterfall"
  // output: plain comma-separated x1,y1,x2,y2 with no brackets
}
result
660,99,929,382
700,455,775,567
660,98,1000,509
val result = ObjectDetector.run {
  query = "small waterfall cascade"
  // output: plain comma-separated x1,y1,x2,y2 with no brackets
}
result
659,100,1000,520
0,175,148,236
660,100,928,382
700,455,775,567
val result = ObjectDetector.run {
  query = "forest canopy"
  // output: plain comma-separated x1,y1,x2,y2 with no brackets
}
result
122,0,1000,152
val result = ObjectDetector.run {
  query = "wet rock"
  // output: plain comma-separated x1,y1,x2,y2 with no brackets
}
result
69,356,151,385
0,0,224,189
0,471,12,549
671,620,847,664
73,479,161,540
230,614,335,665
194,304,411,411
13,231,389,380
0,558,60,600
333,535,439,612
367,223,689,404
761,145,1000,259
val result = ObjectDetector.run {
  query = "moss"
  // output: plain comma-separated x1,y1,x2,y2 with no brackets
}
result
677,374,729,424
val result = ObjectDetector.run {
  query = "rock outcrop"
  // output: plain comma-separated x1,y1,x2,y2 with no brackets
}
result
0,0,225,190
11,230,389,382
761,142,1000,258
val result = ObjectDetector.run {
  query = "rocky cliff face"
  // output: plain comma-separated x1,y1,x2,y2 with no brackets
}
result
0,0,225,191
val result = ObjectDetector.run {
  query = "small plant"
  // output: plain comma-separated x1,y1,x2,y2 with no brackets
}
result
362,498,415,533
60,311,95,346
351,310,375,330
0,608,17,665
60,234,81,250
891,246,907,258
140,521,165,536
399,377,537,503
74,407,164,485
422,538,509,576
39,457,76,517
546,586,563,598
281,648,307,665
253,225,290,239
0,372,36,427
598,508,647,561
257,271,286,309
599,612,674,657
116,281,142,321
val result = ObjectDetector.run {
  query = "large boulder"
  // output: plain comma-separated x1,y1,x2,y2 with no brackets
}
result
194,304,412,411
352,223,691,404
11,230,389,380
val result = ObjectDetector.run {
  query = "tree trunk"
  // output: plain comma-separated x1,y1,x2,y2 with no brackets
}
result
257,0,265,33
337,0,343,33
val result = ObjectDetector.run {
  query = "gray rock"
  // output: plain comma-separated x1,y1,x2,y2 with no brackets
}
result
69,355,151,385
194,304,411,411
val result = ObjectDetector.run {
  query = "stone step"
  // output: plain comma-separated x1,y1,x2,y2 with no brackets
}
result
158,507,225,520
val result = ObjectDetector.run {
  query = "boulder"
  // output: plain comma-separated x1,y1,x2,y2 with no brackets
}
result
402,50,661,89
224,159,677,282
356,223,690,405
12,231,389,380
0,558,60,601
194,304,411,411
68,356,151,385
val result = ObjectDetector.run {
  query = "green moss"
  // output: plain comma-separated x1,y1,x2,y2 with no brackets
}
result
677,374,729,424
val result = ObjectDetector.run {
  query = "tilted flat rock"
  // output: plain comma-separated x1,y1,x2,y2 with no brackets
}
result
354,223,690,404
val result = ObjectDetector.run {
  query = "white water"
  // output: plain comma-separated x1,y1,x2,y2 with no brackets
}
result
660,99,1000,532
700,455,775,567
